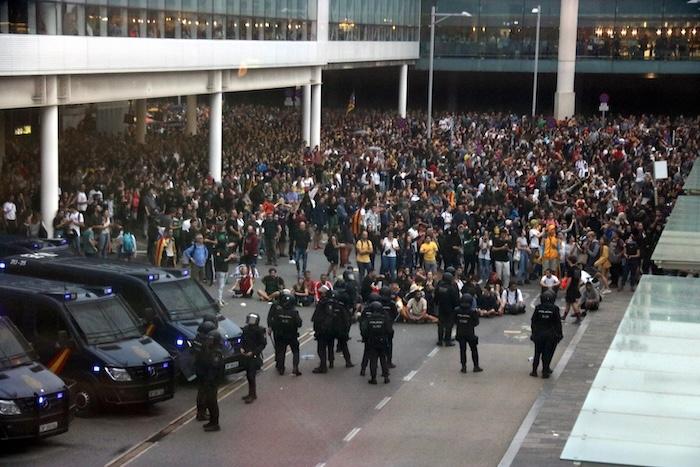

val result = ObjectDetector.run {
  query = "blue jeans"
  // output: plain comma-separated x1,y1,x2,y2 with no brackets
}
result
381,255,397,280
358,261,372,282
517,251,529,283
294,247,308,275
98,232,110,258
479,258,491,283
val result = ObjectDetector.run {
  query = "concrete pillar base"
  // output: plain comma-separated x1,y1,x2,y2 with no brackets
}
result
554,91,576,120
41,105,59,238
186,95,197,136
209,92,223,182
135,99,147,144
398,64,408,118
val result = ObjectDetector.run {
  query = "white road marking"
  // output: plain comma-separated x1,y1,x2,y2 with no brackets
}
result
343,427,361,443
375,396,392,410
402,370,418,382
427,347,439,358
315,463,326,467
120,442,158,467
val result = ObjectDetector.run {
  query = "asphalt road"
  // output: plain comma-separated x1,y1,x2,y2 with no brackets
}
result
0,248,586,467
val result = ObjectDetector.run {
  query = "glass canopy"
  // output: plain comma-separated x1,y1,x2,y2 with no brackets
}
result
684,158,700,195
561,275,700,467
652,196,700,272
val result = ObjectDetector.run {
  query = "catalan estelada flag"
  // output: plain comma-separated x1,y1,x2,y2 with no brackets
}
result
346,91,356,115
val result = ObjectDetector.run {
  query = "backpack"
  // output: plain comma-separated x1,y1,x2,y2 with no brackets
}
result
122,233,135,253
366,313,387,346
330,300,349,337
324,241,335,260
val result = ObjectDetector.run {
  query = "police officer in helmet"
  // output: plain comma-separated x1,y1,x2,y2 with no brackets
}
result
379,286,398,369
194,320,218,421
454,294,483,374
530,290,563,378
360,301,391,385
311,286,334,373
359,292,382,377
241,313,267,403
200,329,224,431
267,290,303,376
435,272,459,346
328,289,354,368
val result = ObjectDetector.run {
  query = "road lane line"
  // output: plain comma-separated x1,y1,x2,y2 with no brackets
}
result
402,370,418,382
315,463,326,467
343,427,361,443
427,347,439,358
106,329,313,467
375,396,391,410
120,442,158,467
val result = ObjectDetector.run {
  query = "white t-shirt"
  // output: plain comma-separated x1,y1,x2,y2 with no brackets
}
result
76,191,88,212
529,228,541,249
478,238,492,260
381,237,399,257
66,211,84,236
3,201,16,221
501,288,524,305
540,275,560,288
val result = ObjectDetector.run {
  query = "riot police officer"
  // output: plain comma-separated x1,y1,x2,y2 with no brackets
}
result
360,301,391,385
194,319,218,421
241,313,267,403
530,290,563,378
200,330,224,432
311,286,334,373
328,290,354,368
359,292,382,377
267,291,302,376
435,272,459,346
454,294,483,374
379,286,398,369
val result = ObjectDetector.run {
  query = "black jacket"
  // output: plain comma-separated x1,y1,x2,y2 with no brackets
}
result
360,311,392,348
312,298,333,337
242,324,267,356
454,304,480,340
199,347,224,384
267,304,302,339
531,303,562,341
435,281,460,316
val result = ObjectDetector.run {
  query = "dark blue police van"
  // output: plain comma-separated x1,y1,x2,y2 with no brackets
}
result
3,252,244,380
0,266,175,415
0,316,71,440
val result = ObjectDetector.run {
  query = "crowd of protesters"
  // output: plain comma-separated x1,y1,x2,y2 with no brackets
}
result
1,103,697,318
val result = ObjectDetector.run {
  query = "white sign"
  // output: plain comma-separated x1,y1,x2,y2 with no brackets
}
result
654,160,668,180
598,103,609,112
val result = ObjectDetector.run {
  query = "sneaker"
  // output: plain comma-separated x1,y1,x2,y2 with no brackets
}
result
289,259,296,264
218,300,226,307
601,288,612,295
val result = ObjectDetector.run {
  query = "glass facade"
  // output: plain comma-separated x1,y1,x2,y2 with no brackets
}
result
329,0,420,41
424,0,700,60
0,0,317,40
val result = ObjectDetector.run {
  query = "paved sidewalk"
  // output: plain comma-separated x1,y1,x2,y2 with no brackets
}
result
508,290,633,467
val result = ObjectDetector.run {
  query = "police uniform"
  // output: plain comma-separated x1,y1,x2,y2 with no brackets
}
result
328,291,354,367
201,330,224,431
359,293,382,376
267,293,302,376
194,320,218,421
379,287,398,369
312,289,334,373
435,273,459,346
360,302,391,384
454,294,483,373
241,314,267,403
530,292,563,378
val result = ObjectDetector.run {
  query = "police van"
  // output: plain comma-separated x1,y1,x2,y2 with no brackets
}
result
0,315,72,440
0,235,69,258
0,267,175,416
4,252,244,380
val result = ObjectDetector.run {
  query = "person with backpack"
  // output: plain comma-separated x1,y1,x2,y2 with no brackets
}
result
360,301,391,385
311,286,335,374
119,228,137,261
267,291,302,376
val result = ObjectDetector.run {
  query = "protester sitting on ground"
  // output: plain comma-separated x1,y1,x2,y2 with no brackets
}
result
540,269,561,295
292,277,315,307
580,281,601,312
401,286,438,323
230,264,255,298
499,282,527,315
477,285,499,317
257,267,285,302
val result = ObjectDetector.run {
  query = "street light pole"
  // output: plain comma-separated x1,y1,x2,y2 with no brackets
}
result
427,5,436,142
531,5,541,117
427,8,471,142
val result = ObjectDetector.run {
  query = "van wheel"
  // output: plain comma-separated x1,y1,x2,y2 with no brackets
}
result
74,383,99,417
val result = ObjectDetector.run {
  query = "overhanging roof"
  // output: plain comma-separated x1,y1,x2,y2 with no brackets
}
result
652,196,700,272
684,159,700,195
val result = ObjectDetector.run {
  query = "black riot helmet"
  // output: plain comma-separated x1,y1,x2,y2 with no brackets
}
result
446,266,456,276
343,269,356,282
368,292,382,303
460,294,474,308
368,301,384,314
540,290,556,304
380,286,392,299
442,272,454,283
197,320,217,337
280,291,295,308
206,330,222,347
202,313,218,325
245,313,261,326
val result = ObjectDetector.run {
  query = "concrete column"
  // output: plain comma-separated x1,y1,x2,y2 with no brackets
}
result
302,84,311,146
0,111,5,172
209,92,223,182
135,99,147,144
398,64,408,118
310,83,322,149
41,105,59,238
186,95,198,136
554,0,579,120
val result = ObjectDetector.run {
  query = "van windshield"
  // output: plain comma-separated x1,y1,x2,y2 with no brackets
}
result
67,298,142,345
0,319,33,369
150,279,217,320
